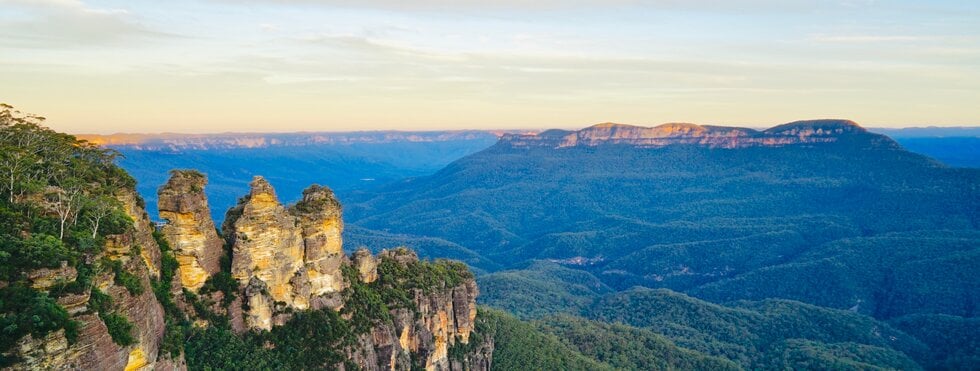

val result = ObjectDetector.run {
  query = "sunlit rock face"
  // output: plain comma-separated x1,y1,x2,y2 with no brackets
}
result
501,120,884,149
223,177,348,329
9,189,172,371
116,189,162,279
353,248,379,284
157,170,224,292
291,185,347,308
224,176,306,329
149,172,490,368
347,248,484,371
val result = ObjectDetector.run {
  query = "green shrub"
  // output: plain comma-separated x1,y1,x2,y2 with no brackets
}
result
0,284,78,361
200,271,239,306
102,258,143,296
101,313,136,346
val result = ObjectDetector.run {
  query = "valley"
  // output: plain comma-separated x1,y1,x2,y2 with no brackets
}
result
70,119,980,369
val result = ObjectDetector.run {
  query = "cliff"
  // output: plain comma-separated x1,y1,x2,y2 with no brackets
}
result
499,120,894,149
343,248,483,370
6,189,176,371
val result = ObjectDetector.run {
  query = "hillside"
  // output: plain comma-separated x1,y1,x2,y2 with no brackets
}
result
345,120,977,311
344,120,979,368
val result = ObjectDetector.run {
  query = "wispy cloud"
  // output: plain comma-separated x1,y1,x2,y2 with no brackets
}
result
809,34,933,43
0,0,166,47
212,0,842,12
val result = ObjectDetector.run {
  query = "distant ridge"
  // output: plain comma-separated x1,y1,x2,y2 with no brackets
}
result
77,130,510,151
500,119,887,149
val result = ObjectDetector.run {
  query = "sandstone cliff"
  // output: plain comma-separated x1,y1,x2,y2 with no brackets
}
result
500,120,893,149
343,248,483,371
6,189,176,371
157,170,224,292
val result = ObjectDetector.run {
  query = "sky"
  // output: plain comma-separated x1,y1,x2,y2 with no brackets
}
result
1,0,979,134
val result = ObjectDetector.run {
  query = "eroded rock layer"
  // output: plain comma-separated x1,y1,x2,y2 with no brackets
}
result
500,120,892,149
7,189,175,371
157,170,224,292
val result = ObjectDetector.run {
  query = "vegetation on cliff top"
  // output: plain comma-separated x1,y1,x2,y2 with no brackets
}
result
0,104,140,364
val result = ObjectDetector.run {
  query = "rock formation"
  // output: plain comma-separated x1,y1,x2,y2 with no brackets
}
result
222,176,307,329
291,184,347,309
500,120,891,149
353,248,379,284
343,248,484,371
157,170,224,292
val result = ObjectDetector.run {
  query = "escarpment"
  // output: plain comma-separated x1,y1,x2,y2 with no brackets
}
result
5,188,175,371
500,120,894,149
157,170,224,292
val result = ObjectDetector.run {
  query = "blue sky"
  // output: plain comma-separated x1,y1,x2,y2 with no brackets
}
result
1,0,978,133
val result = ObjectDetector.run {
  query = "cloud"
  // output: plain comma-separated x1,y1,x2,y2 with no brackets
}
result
0,0,164,47
809,34,933,43
213,0,839,13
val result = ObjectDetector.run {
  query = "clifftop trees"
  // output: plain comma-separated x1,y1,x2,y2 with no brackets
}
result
0,103,132,240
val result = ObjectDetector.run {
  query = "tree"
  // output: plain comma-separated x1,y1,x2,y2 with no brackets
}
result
82,194,122,238
0,105,56,203
44,182,84,240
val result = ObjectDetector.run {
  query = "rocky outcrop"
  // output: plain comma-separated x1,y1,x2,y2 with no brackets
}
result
221,177,356,330
291,185,347,309
344,248,485,371
7,190,173,371
500,120,882,149
353,248,378,284
223,176,307,329
116,189,162,279
146,172,490,369
158,170,224,292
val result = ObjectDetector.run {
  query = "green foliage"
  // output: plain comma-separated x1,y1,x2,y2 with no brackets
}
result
588,288,929,369
87,288,136,347
478,261,610,319
0,104,146,357
101,258,144,296
184,326,281,370
889,314,980,369
158,319,186,359
343,129,978,317
261,309,356,369
199,271,239,306
537,315,739,370
88,288,113,314
341,265,392,333
185,309,360,370
149,230,189,359
101,312,136,347
764,339,922,371
0,283,78,363
474,307,613,370
183,289,228,327
375,252,473,294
